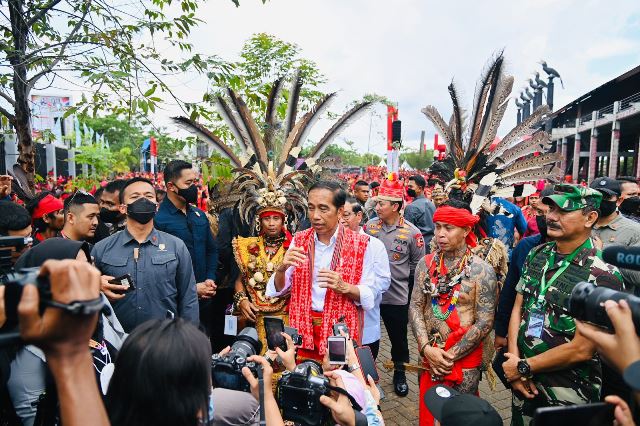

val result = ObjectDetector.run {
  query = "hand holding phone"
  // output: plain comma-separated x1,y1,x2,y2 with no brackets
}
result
356,346,379,383
264,316,286,351
328,336,347,365
108,274,135,292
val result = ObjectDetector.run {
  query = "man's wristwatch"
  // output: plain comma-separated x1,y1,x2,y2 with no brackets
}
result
517,359,532,379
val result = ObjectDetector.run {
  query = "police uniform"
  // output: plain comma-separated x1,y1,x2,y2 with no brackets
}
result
365,216,425,393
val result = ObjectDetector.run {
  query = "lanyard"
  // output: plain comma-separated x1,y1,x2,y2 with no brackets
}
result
528,238,593,310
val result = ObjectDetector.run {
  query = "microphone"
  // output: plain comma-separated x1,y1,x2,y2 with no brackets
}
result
602,246,640,271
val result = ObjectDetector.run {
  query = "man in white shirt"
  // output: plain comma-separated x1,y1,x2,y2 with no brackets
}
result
266,181,380,361
341,197,391,358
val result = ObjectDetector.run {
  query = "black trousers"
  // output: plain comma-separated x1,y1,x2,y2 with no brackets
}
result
367,340,380,360
380,303,409,369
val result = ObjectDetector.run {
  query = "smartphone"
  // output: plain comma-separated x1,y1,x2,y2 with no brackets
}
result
327,336,347,365
264,316,286,351
355,346,379,383
108,274,134,291
284,326,303,346
533,402,614,426
333,322,348,337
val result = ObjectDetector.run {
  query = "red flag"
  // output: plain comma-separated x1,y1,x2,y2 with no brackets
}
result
387,105,398,151
150,137,158,156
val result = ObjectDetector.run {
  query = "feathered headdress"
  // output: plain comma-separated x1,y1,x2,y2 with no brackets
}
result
422,52,561,214
173,71,372,231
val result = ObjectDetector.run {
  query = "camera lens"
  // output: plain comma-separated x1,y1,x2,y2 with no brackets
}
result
569,282,640,334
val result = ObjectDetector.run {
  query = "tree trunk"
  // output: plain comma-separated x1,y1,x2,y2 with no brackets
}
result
8,0,36,191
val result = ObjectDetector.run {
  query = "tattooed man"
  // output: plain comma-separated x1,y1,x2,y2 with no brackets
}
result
410,200,497,425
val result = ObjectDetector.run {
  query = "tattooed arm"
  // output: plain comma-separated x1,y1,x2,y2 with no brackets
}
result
447,258,497,361
409,259,431,355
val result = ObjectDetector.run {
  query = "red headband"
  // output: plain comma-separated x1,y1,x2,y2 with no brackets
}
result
433,205,480,247
32,194,64,219
259,210,285,219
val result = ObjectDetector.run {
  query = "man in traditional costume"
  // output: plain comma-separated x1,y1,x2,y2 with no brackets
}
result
418,52,560,406
266,180,379,362
232,177,296,351
410,201,498,425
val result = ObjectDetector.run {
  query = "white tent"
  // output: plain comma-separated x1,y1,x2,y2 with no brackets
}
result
377,159,386,167
400,161,414,170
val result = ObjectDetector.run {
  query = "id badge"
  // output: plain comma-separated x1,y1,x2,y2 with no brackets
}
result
525,310,545,338
224,315,238,336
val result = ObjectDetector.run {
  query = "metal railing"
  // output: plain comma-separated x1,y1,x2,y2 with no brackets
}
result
620,91,640,112
598,103,614,118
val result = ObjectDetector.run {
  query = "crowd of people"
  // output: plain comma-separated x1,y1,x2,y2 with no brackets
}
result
3,55,640,426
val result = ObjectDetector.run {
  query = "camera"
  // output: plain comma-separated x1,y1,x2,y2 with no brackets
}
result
277,360,330,426
211,327,263,392
568,282,640,334
1,267,50,331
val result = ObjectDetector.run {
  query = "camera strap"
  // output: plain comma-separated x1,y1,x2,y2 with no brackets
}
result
45,297,105,316
257,365,266,426
326,383,363,412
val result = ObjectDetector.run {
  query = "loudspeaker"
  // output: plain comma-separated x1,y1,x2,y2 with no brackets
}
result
392,120,401,142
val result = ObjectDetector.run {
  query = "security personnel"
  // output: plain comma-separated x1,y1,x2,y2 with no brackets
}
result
502,184,624,425
365,174,425,396
92,177,198,333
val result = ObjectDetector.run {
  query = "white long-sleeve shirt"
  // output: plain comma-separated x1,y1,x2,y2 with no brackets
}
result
359,227,391,344
266,228,384,314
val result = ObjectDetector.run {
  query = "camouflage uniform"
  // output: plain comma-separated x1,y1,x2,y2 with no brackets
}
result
511,185,625,426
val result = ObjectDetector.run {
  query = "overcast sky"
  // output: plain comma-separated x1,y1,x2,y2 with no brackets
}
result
33,0,640,157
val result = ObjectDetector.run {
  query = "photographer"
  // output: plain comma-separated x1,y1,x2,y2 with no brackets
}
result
7,259,109,426
107,319,282,426
577,299,640,425
0,200,33,264
3,238,126,425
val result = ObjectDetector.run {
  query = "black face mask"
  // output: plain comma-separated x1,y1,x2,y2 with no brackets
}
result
176,184,198,204
407,188,417,198
100,207,121,224
126,198,157,224
599,200,618,218
536,215,548,238
619,196,640,217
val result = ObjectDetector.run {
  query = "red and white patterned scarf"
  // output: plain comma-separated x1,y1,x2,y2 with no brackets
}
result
289,225,369,354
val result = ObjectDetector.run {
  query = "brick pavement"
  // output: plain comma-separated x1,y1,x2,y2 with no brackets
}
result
376,324,512,425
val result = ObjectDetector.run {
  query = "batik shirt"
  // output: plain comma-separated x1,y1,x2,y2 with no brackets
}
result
515,239,623,403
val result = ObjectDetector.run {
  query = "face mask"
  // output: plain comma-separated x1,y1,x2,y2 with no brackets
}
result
126,198,157,224
536,215,547,238
599,200,617,218
100,207,121,224
619,196,640,217
177,184,198,204
407,188,417,198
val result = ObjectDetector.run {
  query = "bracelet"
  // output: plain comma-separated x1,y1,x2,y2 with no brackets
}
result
420,342,430,356
348,363,360,373
233,292,248,311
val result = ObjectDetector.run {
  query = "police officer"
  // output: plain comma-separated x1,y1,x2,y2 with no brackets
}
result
502,185,624,425
365,176,425,396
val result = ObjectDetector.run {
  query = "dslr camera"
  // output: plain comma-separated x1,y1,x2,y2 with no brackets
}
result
569,282,640,334
277,360,330,426
211,327,262,392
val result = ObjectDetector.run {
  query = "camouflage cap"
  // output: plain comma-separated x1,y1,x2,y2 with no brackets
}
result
542,184,603,211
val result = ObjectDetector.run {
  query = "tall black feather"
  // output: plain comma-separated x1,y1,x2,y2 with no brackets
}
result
473,55,503,149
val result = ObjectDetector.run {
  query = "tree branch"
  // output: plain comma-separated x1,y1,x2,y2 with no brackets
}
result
0,89,15,106
0,104,15,121
26,0,91,93
26,0,64,27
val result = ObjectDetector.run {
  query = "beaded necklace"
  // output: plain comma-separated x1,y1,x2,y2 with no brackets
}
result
429,248,471,321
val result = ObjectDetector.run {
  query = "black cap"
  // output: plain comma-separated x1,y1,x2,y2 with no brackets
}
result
589,177,621,197
424,385,502,426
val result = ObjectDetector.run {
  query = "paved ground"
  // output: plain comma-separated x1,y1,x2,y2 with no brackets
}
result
376,324,512,425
